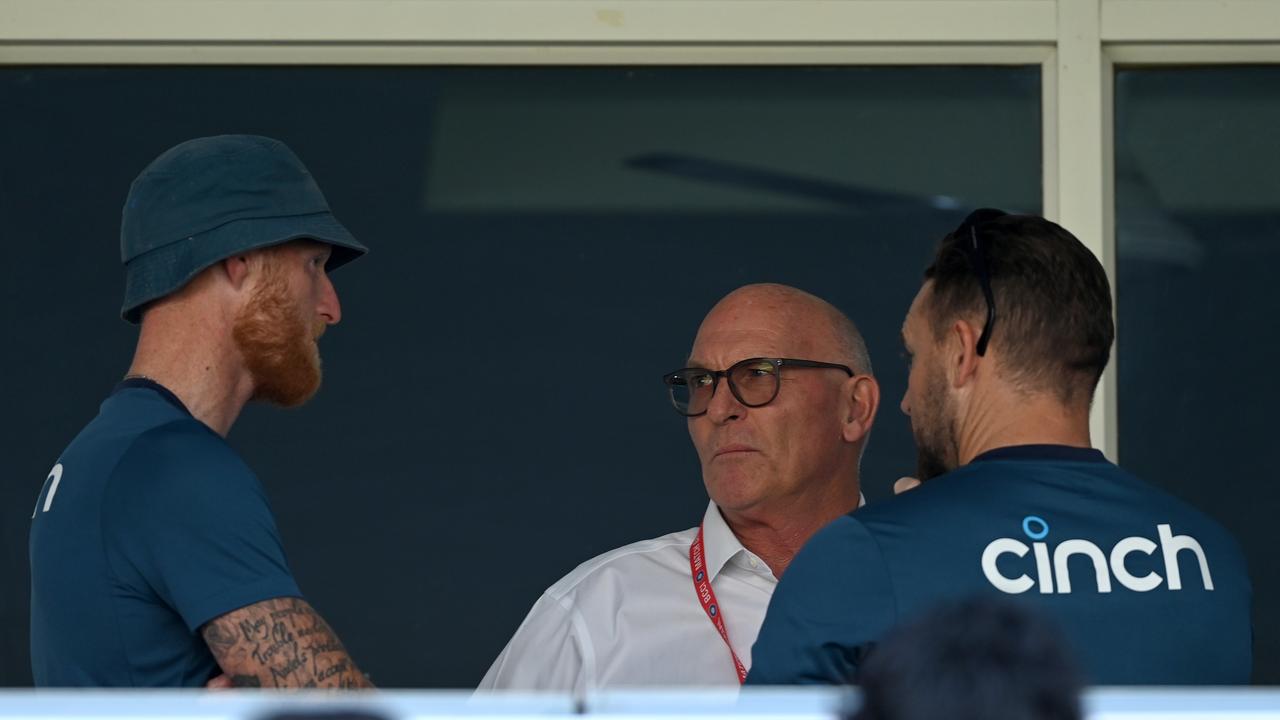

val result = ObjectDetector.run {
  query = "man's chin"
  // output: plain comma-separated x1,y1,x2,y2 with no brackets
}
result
242,333,324,408
252,368,322,407
704,474,765,513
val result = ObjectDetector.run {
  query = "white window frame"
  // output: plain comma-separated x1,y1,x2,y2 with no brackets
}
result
4,0,1279,460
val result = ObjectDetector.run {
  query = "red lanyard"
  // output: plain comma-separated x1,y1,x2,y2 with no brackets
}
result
689,525,748,684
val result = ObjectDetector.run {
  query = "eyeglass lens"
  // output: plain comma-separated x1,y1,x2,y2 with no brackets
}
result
667,359,780,416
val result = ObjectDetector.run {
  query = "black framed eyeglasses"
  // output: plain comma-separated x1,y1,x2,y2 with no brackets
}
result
953,208,1009,356
662,357,854,417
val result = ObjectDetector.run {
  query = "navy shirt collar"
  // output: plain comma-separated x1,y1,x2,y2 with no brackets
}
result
970,444,1107,464
113,377,193,418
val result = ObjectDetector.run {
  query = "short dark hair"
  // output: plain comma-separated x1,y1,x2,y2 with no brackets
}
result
853,596,1083,720
922,211,1114,406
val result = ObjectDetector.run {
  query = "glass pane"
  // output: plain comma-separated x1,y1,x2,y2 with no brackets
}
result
1116,66,1280,684
0,66,1040,686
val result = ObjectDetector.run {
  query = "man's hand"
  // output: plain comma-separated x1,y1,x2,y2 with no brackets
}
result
893,476,921,495
201,597,373,689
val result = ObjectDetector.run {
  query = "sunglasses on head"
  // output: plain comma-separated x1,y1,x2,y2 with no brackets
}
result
952,208,1009,357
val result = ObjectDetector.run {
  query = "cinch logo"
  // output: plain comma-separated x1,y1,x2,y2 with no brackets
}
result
981,516,1214,594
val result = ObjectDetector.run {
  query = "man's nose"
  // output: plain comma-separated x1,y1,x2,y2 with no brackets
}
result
318,273,342,325
900,389,911,416
705,375,744,424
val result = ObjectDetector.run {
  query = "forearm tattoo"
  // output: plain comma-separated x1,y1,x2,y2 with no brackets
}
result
201,597,372,689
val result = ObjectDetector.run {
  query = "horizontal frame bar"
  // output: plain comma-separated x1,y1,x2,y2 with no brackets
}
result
1102,0,1280,43
0,1,1058,45
1106,43,1280,65
0,43,1054,66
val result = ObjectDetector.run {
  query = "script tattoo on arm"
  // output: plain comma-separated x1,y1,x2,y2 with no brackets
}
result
201,597,373,689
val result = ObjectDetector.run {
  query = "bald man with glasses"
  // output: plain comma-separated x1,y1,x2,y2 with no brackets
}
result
478,283,879,692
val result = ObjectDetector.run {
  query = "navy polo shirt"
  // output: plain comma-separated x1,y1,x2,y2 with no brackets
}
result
747,445,1252,685
29,380,301,687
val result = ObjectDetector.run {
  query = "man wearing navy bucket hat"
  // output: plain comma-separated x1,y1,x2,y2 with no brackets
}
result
29,135,373,688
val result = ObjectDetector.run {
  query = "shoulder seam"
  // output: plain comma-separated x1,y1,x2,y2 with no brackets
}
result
100,417,222,508
846,515,900,625
98,415,230,688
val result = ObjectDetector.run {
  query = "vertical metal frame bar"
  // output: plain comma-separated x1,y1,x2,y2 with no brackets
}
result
1041,49,1060,223
1052,0,1117,459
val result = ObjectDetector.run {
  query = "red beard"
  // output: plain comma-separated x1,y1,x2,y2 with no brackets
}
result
232,262,323,408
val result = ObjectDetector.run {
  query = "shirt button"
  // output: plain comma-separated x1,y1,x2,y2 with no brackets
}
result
748,557,759,568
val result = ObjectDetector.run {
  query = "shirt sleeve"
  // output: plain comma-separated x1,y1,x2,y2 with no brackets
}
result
102,421,302,633
745,516,897,685
477,591,592,693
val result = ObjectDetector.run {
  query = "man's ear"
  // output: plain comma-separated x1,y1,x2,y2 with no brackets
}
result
220,254,252,290
949,318,983,390
841,374,880,443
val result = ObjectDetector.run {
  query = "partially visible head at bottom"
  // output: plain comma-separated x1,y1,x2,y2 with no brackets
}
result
854,596,1083,720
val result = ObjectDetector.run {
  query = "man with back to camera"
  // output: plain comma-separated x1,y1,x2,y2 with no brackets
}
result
747,210,1252,685
29,135,374,688
479,283,880,691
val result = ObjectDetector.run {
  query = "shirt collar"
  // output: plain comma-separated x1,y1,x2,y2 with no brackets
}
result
702,493,865,582
113,377,192,417
970,444,1107,464
701,501,755,583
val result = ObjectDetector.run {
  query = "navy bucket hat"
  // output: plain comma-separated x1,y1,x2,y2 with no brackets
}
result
120,135,368,323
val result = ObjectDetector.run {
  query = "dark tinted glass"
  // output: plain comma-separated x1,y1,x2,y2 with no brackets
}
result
0,66,1040,686
1116,66,1280,683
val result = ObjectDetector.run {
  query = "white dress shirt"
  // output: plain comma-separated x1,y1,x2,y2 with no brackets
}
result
478,501,776,691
